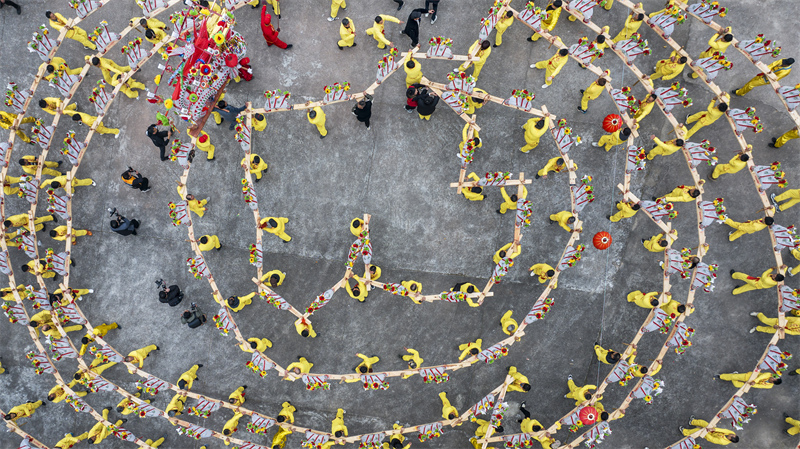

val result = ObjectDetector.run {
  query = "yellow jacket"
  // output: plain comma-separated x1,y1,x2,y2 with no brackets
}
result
494,242,521,264
655,51,686,80
551,211,574,232
404,52,422,85
613,14,643,41
240,337,272,353
366,15,400,47
339,19,356,46
286,357,313,374
468,39,492,65
530,263,555,285
523,117,549,142
495,14,514,33
307,107,326,127
500,185,527,210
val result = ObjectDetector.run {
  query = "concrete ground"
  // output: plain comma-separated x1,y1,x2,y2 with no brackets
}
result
1,0,799,448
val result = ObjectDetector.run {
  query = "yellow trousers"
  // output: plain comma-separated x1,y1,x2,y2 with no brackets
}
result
520,137,540,153
732,273,768,295
313,122,327,137
754,313,799,335
331,0,345,18
66,26,97,49
775,128,799,148
775,189,800,212
735,76,769,96
786,417,800,436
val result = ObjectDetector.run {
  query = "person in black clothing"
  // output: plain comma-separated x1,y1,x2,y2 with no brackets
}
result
109,210,139,236
352,94,373,129
121,168,150,192
0,0,22,15
401,8,434,47
405,84,425,112
146,124,171,161
157,280,184,307
213,101,247,130
414,90,439,120
424,0,439,24
392,0,403,11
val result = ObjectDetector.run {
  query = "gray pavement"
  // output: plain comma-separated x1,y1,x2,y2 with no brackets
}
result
1,0,799,448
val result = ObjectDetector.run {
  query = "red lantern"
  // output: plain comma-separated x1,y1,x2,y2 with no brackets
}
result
593,231,612,250
602,114,622,133
579,406,598,425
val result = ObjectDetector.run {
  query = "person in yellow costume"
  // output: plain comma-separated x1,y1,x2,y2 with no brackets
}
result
285,357,313,377
110,73,146,100
78,321,118,356
734,58,794,96
253,113,267,132
578,77,606,113
260,216,291,242
177,191,208,217
769,126,799,149
661,299,690,318
329,0,346,21
458,122,481,153
87,407,124,444
527,1,562,42
294,317,317,338
772,190,800,212
642,232,670,252
401,347,423,370
242,154,269,180
593,127,631,151
39,97,77,116
331,408,348,438
39,323,83,339
337,18,356,49
731,267,783,295
608,200,639,222
261,269,286,287
41,175,95,193
228,386,246,406
276,401,296,424
48,384,87,403
494,242,521,264
198,235,221,252
493,10,514,47
650,51,688,81
691,31,733,80
4,400,44,422
0,111,35,143
508,366,532,392
55,432,89,448
46,11,96,49
345,274,368,302
685,99,728,139
353,353,378,375
461,172,485,201
66,361,116,388
659,185,700,203
536,157,572,179
464,88,488,115
19,155,63,177
271,427,292,448
223,411,244,442
718,370,783,388
130,16,168,31
500,310,518,335
565,375,597,405
520,116,549,153
681,418,738,445
550,211,576,233
4,212,55,232
177,364,202,390
594,345,622,365
22,258,57,279
532,48,569,88
49,225,91,244
66,111,119,136
612,12,644,42
87,55,131,84
460,40,492,80
404,51,422,87
227,292,257,313
166,392,186,417
307,107,327,138
40,57,82,82
627,290,661,308
634,93,658,124
195,131,215,160
124,344,159,373
458,339,482,361
529,263,556,286
749,312,800,335
366,15,402,49
498,186,527,214
723,216,772,241
710,152,748,180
